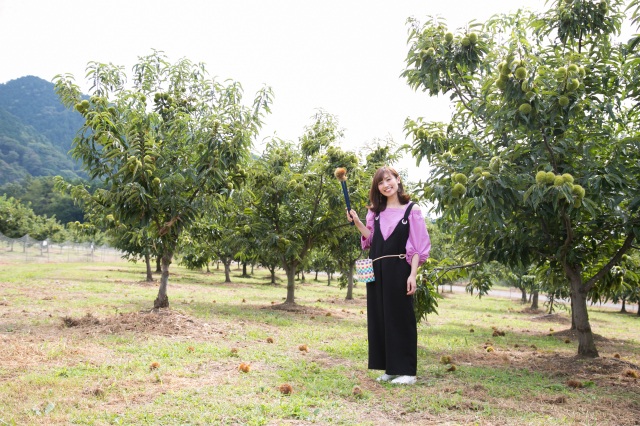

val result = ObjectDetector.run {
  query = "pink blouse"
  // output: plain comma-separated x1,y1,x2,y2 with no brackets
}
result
361,204,431,266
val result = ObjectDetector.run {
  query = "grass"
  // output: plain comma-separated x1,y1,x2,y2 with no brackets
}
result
0,259,639,425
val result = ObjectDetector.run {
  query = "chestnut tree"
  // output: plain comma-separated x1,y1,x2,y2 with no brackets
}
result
54,51,272,309
402,0,639,356
249,112,353,305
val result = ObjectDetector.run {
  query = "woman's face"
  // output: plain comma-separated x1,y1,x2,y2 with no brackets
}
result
377,172,399,199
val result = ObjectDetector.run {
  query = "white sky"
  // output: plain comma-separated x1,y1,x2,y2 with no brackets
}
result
0,0,546,181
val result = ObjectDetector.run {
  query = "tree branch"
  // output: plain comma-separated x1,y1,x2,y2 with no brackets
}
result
560,205,574,259
428,261,482,285
542,133,558,172
584,233,636,293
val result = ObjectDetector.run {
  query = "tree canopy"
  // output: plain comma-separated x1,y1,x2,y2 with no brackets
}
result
248,111,356,304
402,0,640,356
54,51,272,309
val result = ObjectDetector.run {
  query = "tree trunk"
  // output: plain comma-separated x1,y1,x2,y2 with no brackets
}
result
520,287,527,304
270,267,276,285
153,252,172,309
530,290,539,310
301,270,305,282
155,256,162,273
570,296,576,330
223,259,232,283
315,271,318,280
285,265,296,304
620,298,626,313
569,277,599,357
242,262,248,277
144,253,153,282
637,303,640,316
345,264,354,300
548,294,555,314
206,263,210,273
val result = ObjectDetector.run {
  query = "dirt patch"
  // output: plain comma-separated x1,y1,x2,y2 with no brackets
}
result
60,308,226,340
520,307,545,314
268,302,336,317
0,309,237,383
454,345,640,389
552,328,609,342
529,312,572,324
413,349,640,425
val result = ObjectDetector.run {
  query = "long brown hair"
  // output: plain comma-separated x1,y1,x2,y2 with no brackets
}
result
368,166,411,213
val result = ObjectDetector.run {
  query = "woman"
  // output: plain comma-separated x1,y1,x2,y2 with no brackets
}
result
347,166,430,385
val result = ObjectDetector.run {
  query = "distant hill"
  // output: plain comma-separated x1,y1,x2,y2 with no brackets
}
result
0,76,86,185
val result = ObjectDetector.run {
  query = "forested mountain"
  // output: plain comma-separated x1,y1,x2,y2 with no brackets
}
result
0,76,86,185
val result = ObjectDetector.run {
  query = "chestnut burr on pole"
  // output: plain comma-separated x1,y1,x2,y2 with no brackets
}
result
334,167,354,225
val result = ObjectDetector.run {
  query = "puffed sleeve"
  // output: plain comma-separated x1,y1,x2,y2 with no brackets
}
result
406,207,431,266
360,209,375,250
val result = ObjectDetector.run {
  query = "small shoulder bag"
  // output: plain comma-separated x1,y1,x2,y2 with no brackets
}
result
355,253,407,283
355,256,375,283
355,203,413,283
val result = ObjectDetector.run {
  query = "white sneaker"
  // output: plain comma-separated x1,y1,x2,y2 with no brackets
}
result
376,373,398,382
390,375,416,385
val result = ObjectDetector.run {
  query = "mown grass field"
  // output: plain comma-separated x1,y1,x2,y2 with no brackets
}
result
0,260,639,425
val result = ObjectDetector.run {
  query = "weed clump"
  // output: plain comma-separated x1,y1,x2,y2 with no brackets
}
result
61,313,100,327
83,387,105,397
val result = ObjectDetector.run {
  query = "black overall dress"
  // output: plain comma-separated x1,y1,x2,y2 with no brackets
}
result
367,202,418,376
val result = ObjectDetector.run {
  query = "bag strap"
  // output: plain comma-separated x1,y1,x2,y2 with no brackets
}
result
372,254,406,262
